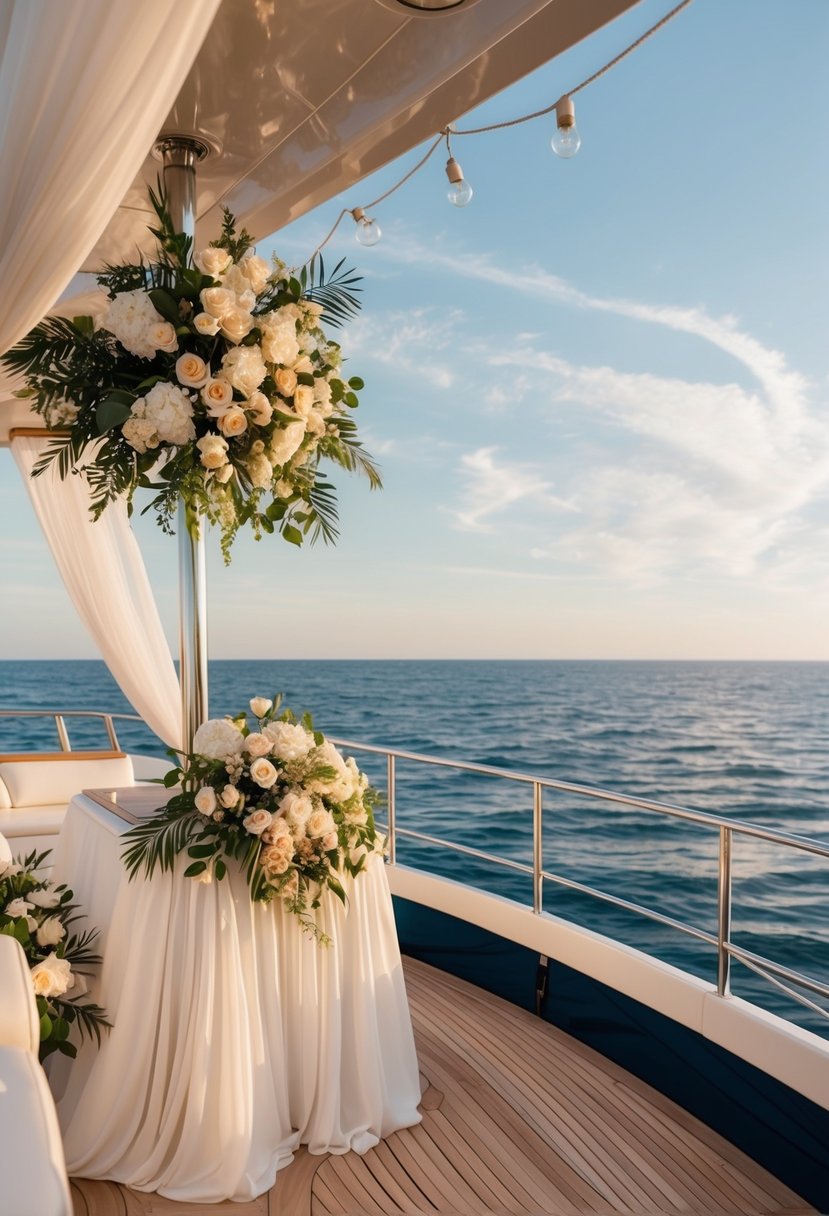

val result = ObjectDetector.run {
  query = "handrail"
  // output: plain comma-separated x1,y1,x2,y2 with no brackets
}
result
330,735,829,1020
0,709,143,754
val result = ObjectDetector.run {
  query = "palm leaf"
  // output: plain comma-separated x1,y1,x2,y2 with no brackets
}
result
304,254,363,328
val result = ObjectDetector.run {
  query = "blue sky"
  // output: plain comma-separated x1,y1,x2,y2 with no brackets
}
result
2,0,828,659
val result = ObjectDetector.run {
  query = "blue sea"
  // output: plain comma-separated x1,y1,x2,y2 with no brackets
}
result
1,659,827,1038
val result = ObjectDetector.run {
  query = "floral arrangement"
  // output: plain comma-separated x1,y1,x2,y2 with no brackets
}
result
121,696,382,942
0,850,110,1061
3,189,380,560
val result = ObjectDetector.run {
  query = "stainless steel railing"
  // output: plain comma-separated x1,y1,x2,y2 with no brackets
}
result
329,736,829,1020
1,709,826,1020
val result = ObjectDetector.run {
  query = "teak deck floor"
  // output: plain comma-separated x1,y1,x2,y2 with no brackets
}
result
70,956,814,1216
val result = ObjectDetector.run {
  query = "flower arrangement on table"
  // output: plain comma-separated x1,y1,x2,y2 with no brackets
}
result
121,696,382,943
0,850,110,1061
3,189,380,561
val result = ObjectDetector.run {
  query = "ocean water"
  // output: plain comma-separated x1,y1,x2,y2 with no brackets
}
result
1,658,827,1037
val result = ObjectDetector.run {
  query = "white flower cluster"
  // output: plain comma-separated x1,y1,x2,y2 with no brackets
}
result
122,381,196,453
1,858,83,1000
102,289,178,360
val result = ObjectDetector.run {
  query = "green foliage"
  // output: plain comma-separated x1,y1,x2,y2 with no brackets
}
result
303,255,362,328
212,206,254,262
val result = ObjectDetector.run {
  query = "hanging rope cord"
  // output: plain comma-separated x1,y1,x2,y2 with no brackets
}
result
301,0,694,264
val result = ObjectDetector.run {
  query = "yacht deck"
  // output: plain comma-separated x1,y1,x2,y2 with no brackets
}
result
70,956,814,1215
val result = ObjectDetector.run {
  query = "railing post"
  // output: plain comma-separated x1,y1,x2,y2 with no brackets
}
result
386,753,397,864
55,715,71,752
533,781,544,914
717,824,732,996
104,714,119,750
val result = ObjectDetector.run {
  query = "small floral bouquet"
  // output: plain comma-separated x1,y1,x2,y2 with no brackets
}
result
121,696,382,942
3,188,380,561
0,850,110,1061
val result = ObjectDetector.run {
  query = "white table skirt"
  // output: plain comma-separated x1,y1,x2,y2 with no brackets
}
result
50,795,421,1203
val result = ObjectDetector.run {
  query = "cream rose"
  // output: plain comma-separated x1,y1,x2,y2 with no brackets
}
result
244,731,272,758
250,757,278,788
195,246,233,278
176,353,210,389
220,784,241,809
240,251,272,294
246,452,273,489
243,808,273,836
323,832,338,852
268,421,306,467
293,355,314,375
246,392,272,425
5,897,32,918
195,786,217,816
293,384,315,418
193,311,220,336
307,809,336,838
196,432,229,469
275,368,298,397
250,697,273,718
149,321,178,353
218,407,248,438
36,916,66,947
214,462,235,484
200,286,235,319
261,847,290,878
30,953,72,999
220,309,255,344
201,377,235,413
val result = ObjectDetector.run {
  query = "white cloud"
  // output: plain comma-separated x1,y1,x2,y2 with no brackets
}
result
344,307,460,389
450,446,573,532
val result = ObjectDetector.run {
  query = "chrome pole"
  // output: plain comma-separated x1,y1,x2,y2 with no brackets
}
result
160,137,209,755
532,781,544,914
386,753,397,863
717,824,733,996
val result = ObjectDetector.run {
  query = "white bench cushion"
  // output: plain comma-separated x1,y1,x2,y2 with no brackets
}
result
0,1046,72,1216
0,936,39,1052
0,806,68,839
0,775,11,809
0,755,134,807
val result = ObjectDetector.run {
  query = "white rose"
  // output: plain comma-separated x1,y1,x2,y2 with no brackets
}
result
293,384,315,418
195,246,233,278
262,818,291,845
307,809,336,838
275,368,298,398
36,916,66,948
200,286,236,319
314,378,332,407
220,309,255,344
279,790,314,839
244,731,272,758
30,953,72,999
197,432,229,469
214,462,234,484
268,421,306,467
149,321,178,354
221,345,267,397
246,391,272,425
4,897,32,918
220,784,241,809
193,717,244,760
305,408,326,437
218,407,248,438
246,452,273,489
193,311,220,336
293,355,314,375
250,758,278,788
0,861,22,878
28,888,60,909
261,846,290,878
201,377,235,414
194,786,217,816
250,697,273,718
263,720,314,761
240,251,272,294
244,809,274,836
323,832,338,851
176,352,210,389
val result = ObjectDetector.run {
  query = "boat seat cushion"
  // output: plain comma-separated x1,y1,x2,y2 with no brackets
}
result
0,806,67,839
0,755,134,807
0,775,11,808
0,937,39,1052
0,1046,72,1216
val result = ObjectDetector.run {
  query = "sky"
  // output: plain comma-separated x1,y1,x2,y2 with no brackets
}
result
2,0,829,660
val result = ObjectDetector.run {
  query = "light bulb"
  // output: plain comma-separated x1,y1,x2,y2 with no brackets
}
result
551,95,581,158
447,178,473,207
351,208,381,246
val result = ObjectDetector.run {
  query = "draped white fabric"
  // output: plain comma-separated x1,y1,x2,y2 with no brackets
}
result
0,0,221,356
53,797,422,1203
11,435,182,750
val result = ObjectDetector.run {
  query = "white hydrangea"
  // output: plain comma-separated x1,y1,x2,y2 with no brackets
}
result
259,310,300,365
45,398,80,427
102,290,167,359
268,420,306,467
263,720,315,761
121,414,159,454
307,739,358,802
247,452,273,489
221,345,267,398
193,717,245,760
140,381,196,446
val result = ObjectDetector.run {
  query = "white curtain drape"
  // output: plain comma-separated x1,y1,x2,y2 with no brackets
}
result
11,435,182,751
0,0,221,356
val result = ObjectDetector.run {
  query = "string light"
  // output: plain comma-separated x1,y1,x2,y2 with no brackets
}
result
551,96,580,158
300,0,694,263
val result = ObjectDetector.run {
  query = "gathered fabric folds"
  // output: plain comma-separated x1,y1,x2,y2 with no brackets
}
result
53,798,422,1203
0,0,221,357
11,435,182,749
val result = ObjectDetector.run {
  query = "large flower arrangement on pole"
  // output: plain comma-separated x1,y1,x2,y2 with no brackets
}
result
2,190,380,560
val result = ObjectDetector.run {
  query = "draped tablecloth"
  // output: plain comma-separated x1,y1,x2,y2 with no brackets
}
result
50,794,422,1203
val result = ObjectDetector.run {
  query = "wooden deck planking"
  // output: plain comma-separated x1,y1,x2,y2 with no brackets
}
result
71,955,815,1216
